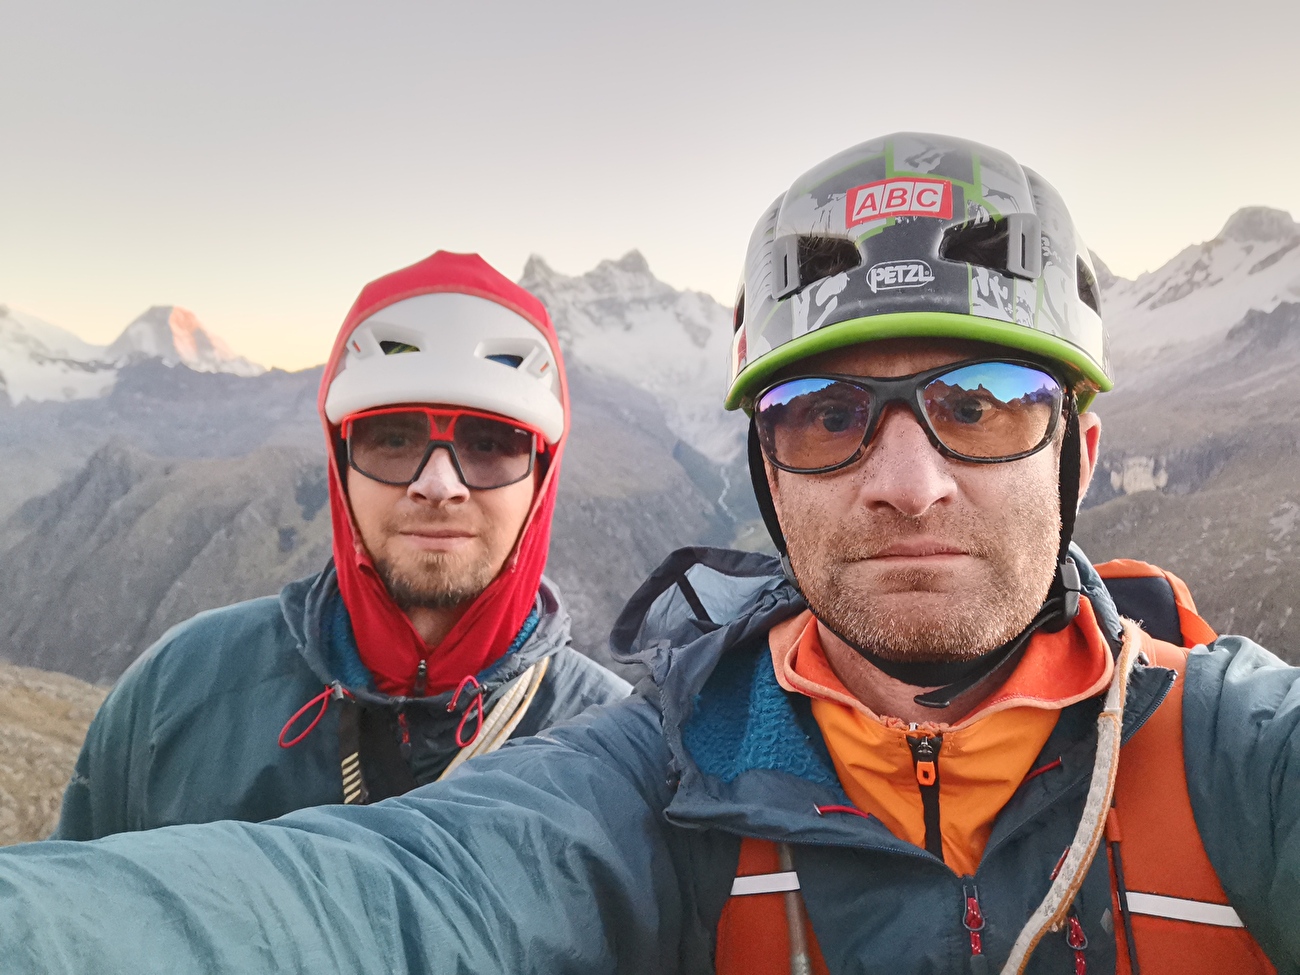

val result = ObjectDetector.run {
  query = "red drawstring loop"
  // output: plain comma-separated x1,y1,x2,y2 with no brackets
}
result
962,883,986,958
448,674,484,748
279,682,350,748
1022,756,1063,785
1067,912,1088,975
814,804,872,821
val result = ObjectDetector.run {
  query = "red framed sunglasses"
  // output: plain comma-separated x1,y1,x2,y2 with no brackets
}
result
342,406,544,490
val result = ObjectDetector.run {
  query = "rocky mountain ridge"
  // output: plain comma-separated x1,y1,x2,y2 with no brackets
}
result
1101,206,1300,364
520,250,745,462
3,213,1298,687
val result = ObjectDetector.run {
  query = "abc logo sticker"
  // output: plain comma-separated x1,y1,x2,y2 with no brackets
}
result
867,261,935,294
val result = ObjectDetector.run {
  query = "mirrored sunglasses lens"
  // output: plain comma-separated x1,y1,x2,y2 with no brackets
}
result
756,378,872,471
348,411,432,483
453,416,535,488
923,362,1062,459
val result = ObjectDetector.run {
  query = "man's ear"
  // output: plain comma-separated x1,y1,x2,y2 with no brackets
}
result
1076,411,1103,506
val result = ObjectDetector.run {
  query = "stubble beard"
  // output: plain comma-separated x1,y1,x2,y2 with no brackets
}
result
374,547,498,612
785,479,1060,664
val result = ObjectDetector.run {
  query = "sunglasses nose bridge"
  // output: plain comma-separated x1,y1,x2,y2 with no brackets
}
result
408,439,469,489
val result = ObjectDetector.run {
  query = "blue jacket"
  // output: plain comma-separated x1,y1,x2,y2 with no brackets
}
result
52,563,630,839
4,547,1298,973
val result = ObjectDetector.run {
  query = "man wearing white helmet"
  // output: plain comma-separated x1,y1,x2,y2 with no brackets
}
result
53,250,629,838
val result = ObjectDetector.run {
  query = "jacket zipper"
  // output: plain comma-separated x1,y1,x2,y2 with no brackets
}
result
413,660,428,697
1066,908,1088,975
397,711,412,760
906,732,945,862
962,880,988,975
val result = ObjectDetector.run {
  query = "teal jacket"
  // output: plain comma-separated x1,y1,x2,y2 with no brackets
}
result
3,547,1298,973
52,564,629,839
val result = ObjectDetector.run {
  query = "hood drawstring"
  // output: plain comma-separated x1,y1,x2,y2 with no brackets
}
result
279,681,351,749
448,674,485,749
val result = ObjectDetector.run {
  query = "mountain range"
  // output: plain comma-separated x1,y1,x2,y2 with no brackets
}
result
1,210,1297,690
0,304,261,409
0,260,741,681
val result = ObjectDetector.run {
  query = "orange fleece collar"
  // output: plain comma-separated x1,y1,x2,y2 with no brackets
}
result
769,601,1115,873
770,598,1114,731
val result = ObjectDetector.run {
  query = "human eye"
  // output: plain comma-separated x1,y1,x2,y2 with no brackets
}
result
815,402,855,433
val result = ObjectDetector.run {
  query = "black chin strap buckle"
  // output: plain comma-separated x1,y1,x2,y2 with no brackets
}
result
779,553,801,592
1042,558,1082,633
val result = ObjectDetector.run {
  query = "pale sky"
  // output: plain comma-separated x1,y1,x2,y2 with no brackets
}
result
3,0,1297,371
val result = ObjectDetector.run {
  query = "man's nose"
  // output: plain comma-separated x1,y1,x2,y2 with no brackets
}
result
408,447,470,504
853,404,958,517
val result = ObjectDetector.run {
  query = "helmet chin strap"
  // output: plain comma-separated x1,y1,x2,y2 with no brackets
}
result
748,404,1083,710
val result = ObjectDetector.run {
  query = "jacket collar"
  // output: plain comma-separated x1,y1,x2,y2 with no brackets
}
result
613,544,1174,850
280,561,573,708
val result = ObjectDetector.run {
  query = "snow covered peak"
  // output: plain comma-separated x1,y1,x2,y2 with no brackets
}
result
0,303,266,405
1217,207,1299,244
1099,207,1300,360
519,253,742,460
521,250,680,314
0,305,117,405
107,306,264,377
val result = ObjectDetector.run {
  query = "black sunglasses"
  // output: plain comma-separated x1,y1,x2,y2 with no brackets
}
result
753,358,1068,474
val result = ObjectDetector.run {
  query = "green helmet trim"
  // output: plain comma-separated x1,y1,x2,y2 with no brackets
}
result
725,311,1111,413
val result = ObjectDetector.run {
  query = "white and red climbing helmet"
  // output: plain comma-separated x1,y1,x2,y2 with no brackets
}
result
324,284,565,445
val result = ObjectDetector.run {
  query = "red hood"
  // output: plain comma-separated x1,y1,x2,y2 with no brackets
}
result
319,251,568,696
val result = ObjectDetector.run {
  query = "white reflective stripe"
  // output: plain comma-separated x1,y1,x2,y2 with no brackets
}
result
730,871,800,897
1126,892,1244,928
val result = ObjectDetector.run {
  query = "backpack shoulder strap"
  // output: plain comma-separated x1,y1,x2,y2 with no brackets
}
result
717,837,830,975
1094,558,1217,648
1111,631,1276,973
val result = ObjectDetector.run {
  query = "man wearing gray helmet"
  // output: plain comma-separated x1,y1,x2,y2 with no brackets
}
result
0,134,1295,975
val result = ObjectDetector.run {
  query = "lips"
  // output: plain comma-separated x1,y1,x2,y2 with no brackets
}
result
395,525,477,551
871,538,968,559
400,528,475,539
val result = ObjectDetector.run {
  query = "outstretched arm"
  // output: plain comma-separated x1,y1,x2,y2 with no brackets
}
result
5,697,683,975
1185,637,1300,971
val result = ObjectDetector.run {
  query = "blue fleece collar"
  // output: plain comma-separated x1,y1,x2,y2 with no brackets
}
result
682,639,839,788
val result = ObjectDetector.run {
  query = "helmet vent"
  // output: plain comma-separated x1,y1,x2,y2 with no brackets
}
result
1077,258,1102,316
797,236,861,287
379,341,420,355
771,236,860,299
486,353,525,368
940,213,1042,280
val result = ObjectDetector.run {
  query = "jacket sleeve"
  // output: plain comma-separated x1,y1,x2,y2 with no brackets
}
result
49,654,158,841
3,695,686,975
1183,637,1300,970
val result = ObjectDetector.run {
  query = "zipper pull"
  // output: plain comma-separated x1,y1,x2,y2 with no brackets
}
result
397,711,412,761
962,881,988,974
1066,911,1088,975
906,734,945,861
413,660,428,697
908,733,942,786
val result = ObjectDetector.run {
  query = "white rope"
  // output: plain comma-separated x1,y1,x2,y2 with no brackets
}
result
999,619,1144,975
479,656,549,754
437,656,551,781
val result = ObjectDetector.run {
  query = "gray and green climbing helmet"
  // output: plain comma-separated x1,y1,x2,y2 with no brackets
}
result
726,133,1112,411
